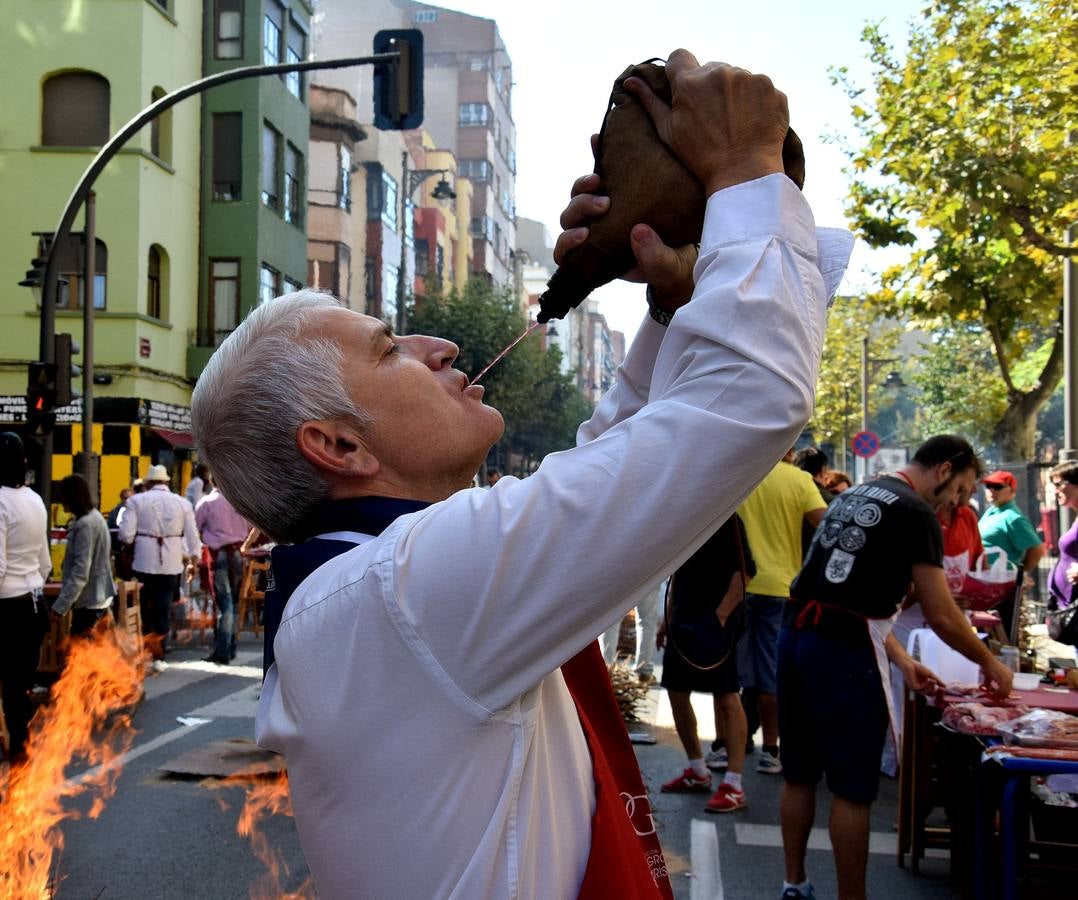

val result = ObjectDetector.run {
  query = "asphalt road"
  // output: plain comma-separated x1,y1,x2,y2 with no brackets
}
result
47,641,967,900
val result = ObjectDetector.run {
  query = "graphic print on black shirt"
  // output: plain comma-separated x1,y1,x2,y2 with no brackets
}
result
791,476,944,619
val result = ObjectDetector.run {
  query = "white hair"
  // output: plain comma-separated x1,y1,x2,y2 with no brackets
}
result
191,290,370,542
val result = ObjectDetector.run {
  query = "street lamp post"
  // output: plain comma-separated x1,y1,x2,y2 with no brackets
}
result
396,150,455,335
859,334,905,480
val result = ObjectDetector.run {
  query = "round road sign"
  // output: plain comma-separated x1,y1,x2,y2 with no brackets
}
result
851,431,881,458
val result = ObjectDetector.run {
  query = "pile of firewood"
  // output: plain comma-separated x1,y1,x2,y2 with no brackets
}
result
608,662,650,723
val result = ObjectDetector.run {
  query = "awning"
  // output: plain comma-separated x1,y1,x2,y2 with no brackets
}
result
150,427,195,449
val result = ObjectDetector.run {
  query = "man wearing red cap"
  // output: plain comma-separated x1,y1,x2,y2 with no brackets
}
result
979,470,1045,571
979,470,1045,635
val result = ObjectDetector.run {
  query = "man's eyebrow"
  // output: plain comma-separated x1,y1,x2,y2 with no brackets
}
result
369,321,393,350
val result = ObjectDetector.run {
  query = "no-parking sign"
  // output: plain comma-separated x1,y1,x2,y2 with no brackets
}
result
851,430,880,458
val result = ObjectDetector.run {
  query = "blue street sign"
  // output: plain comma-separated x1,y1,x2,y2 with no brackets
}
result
852,430,881,458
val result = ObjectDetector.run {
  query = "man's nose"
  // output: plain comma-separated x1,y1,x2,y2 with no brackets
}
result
413,335,459,370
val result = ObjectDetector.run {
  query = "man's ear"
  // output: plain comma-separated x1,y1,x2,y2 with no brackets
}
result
296,419,380,480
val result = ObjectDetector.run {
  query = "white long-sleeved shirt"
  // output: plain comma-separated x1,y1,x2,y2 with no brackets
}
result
257,175,855,900
0,485,51,599
118,484,199,575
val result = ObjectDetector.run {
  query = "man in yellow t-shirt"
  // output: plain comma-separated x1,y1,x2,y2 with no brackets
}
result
735,449,826,774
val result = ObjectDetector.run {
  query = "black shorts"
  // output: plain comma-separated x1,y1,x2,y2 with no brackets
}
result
777,624,889,804
661,634,740,695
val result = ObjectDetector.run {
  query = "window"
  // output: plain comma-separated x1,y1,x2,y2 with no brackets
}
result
148,87,172,163
470,217,494,241
469,55,488,71
209,259,240,345
263,2,283,66
212,113,242,201
283,276,301,294
40,233,108,310
259,264,280,305
383,264,399,323
147,245,166,320
508,149,516,174
339,144,352,210
42,72,110,146
436,244,445,281
380,172,398,230
458,103,490,127
284,142,302,225
261,122,280,210
285,17,306,98
415,239,429,278
215,0,243,59
413,10,437,23
459,159,490,182
404,198,414,246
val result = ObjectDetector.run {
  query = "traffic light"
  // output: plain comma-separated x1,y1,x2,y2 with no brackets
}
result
26,361,58,438
373,29,424,130
54,332,81,407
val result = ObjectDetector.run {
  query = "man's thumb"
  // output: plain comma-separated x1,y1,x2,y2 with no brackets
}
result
630,224,673,274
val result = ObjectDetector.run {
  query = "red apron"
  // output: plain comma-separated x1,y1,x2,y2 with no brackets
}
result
561,641,673,900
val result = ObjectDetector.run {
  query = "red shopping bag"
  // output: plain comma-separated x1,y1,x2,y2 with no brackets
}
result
960,548,1017,611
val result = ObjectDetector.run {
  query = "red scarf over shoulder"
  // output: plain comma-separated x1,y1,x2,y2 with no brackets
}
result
561,641,673,899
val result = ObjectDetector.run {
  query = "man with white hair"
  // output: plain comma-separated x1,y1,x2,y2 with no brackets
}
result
192,51,853,900
119,464,199,660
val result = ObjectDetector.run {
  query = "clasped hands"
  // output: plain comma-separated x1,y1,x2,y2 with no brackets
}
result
553,49,789,315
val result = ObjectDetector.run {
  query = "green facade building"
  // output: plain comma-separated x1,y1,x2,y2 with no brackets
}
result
0,0,311,513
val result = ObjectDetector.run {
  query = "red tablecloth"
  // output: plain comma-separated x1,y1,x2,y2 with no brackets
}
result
970,611,1002,630
941,687,1078,714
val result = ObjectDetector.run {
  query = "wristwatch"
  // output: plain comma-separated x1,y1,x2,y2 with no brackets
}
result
646,285,675,327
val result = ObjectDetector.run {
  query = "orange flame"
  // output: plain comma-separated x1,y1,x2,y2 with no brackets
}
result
213,770,313,900
0,624,145,899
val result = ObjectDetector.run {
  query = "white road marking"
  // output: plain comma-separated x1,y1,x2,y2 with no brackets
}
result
65,677,260,788
690,818,724,900
65,721,208,787
733,823,949,858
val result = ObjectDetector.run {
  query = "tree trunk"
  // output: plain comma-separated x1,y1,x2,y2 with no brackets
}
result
990,328,1064,460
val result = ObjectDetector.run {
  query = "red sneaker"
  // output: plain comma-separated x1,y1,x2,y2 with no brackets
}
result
704,782,747,813
661,767,712,793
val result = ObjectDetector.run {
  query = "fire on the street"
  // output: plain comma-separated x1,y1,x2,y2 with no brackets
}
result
0,625,145,900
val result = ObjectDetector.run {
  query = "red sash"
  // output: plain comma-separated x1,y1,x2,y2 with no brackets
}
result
561,641,673,900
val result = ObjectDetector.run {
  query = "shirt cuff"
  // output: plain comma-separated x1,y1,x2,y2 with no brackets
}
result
700,173,817,256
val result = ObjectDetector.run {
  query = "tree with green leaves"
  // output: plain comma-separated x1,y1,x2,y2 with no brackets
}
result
838,0,1077,460
408,280,593,474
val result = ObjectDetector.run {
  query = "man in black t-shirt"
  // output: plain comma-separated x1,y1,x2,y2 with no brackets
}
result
776,435,1013,900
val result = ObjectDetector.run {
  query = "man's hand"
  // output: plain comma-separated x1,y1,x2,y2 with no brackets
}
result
981,657,1014,699
624,50,788,196
900,658,943,694
1066,561,1078,585
555,160,697,310
656,618,667,650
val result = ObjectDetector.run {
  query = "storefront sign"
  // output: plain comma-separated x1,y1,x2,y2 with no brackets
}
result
0,396,82,424
140,399,192,432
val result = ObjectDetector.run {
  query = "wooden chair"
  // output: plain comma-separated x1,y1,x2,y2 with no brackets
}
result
114,579,144,653
236,558,269,636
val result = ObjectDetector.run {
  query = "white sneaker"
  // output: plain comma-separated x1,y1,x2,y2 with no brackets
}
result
705,747,728,771
756,750,782,774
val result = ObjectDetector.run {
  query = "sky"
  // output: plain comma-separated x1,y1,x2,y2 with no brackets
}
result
427,0,926,337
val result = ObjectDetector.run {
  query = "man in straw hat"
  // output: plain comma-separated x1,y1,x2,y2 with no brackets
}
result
118,464,198,661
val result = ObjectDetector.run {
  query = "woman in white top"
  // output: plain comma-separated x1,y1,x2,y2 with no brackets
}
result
0,432,52,762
